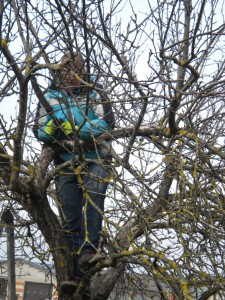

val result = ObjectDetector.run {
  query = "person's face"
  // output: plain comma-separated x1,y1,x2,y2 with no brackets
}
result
60,62,84,88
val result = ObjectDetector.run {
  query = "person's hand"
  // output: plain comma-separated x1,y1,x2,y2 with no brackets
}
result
61,121,79,135
45,119,57,135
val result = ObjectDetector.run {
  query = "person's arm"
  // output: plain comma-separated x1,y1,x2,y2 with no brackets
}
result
35,87,114,142
59,105,110,140
77,84,115,139
36,89,71,142
72,85,114,140
77,118,110,140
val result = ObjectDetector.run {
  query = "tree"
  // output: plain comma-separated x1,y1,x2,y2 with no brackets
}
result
0,0,225,299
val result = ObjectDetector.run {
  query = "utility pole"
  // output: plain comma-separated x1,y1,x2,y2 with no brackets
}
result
1,208,16,300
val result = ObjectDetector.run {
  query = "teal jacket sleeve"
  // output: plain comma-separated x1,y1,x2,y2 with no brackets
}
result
36,105,110,142
68,105,110,139
78,119,110,140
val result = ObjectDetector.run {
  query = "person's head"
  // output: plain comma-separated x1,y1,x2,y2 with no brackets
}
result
58,52,86,88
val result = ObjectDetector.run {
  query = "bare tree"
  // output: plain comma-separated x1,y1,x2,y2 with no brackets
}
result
1,0,225,299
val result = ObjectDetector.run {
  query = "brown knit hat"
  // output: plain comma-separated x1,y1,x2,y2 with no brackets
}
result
61,52,85,74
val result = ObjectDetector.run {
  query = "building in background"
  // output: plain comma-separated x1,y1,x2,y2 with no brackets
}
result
0,258,58,300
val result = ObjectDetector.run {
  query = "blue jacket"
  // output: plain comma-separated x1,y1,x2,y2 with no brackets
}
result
36,85,115,162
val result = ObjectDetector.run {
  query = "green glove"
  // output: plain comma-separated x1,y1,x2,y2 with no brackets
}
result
61,121,79,136
45,119,57,135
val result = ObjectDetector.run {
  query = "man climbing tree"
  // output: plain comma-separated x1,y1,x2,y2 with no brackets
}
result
34,51,115,298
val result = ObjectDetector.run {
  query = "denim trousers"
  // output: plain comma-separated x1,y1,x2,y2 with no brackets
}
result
55,162,109,255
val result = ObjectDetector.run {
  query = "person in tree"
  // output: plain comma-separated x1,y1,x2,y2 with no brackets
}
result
34,51,115,297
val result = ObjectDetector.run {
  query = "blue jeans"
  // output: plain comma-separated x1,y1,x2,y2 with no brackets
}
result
55,163,109,254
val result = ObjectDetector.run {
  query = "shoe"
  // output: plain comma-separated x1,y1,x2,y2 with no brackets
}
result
78,252,106,274
61,277,91,298
78,252,95,273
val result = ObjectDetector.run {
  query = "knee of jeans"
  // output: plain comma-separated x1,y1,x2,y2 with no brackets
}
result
85,180,108,195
